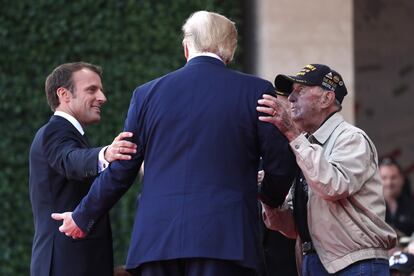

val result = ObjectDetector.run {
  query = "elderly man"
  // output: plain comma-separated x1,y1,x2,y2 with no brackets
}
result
257,64,397,275
52,11,296,276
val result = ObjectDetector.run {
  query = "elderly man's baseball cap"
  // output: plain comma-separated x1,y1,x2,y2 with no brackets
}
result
389,252,414,273
274,64,348,104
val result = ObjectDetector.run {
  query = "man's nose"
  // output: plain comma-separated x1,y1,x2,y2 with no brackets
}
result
97,89,107,104
288,93,295,102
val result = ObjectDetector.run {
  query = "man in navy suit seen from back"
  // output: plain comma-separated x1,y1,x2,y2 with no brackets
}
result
52,11,297,276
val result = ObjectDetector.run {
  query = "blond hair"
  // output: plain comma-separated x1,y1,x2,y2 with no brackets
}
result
182,11,237,64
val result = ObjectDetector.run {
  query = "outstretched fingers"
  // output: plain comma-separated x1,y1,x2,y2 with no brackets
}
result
113,131,133,142
106,132,137,162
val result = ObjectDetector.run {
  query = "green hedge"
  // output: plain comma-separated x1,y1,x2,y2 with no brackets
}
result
0,1,244,274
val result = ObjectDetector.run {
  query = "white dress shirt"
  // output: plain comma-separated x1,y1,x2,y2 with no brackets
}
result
187,52,223,63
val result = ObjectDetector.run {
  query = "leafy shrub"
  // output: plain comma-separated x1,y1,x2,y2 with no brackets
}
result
0,1,243,274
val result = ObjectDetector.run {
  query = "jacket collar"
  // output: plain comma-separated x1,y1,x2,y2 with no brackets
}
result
54,110,85,135
49,115,90,146
185,55,226,67
309,112,344,145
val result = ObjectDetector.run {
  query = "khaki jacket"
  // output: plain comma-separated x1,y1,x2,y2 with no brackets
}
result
262,113,397,273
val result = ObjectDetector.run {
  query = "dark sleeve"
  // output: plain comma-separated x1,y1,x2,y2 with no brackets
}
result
256,83,298,208
44,127,102,181
72,89,145,233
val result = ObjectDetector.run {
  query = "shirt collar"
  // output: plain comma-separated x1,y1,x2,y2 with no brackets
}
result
54,110,85,135
187,52,223,63
309,112,344,145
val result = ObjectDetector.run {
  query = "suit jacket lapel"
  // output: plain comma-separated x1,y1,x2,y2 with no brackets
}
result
50,115,90,147
81,133,91,147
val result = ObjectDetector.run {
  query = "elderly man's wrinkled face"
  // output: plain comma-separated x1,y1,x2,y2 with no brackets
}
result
287,83,325,131
380,164,405,200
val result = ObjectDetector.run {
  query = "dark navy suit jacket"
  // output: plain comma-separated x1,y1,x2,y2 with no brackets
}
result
73,56,296,272
29,115,113,276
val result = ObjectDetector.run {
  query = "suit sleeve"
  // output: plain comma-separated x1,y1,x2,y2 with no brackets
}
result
72,89,145,233
257,83,298,207
44,127,102,181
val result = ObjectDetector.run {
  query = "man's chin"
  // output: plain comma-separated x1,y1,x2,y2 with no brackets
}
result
92,117,101,124
84,116,101,125
291,115,301,122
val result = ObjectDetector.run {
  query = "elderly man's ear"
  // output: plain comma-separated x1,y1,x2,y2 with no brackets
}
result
182,41,190,60
321,91,336,108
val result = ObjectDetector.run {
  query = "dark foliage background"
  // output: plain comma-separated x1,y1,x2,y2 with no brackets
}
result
0,1,244,274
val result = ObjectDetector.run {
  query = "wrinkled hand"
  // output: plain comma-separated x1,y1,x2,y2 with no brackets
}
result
105,132,137,162
257,94,300,141
51,212,85,239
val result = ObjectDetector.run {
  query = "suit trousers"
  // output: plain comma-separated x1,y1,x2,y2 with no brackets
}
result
132,258,257,276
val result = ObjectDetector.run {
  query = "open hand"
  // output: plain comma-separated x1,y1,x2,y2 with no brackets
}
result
51,212,86,239
105,132,137,162
257,94,300,141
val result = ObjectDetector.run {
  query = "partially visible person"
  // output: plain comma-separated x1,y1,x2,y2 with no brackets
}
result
260,220,297,276
380,158,414,237
29,62,137,276
51,11,297,276
389,251,414,276
114,266,133,276
257,97,297,276
257,64,397,275
395,234,414,256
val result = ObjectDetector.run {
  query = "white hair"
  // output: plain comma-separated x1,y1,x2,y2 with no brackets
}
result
182,11,238,64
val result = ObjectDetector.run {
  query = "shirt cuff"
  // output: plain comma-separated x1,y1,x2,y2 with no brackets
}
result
98,146,109,173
